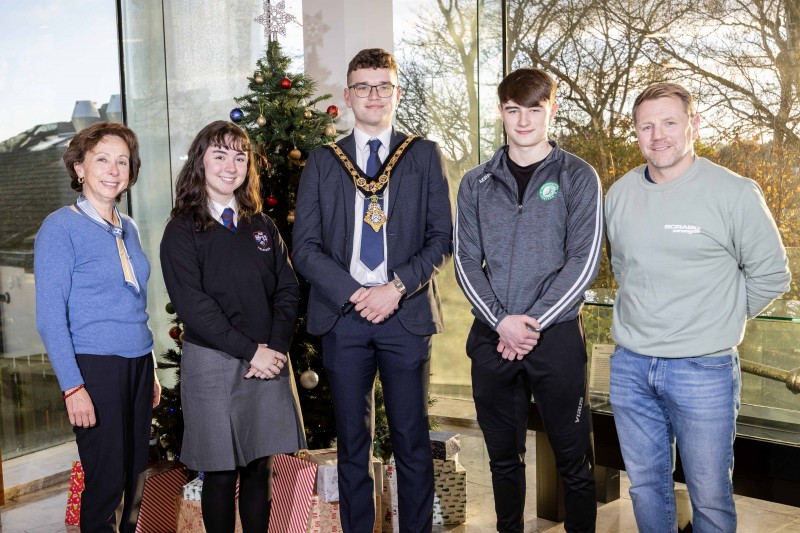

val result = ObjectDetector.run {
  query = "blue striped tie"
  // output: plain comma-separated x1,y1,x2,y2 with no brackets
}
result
221,207,236,231
360,139,384,270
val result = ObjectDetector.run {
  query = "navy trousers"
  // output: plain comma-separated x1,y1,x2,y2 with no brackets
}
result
74,353,154,533
322,312,434,533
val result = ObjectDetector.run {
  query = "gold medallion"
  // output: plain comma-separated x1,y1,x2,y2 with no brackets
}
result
324,136,419,234
364,195,387,231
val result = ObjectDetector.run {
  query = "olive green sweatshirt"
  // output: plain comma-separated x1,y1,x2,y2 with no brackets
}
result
605,157,790,358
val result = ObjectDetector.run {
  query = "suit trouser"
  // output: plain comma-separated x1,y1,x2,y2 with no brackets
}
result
468,317,596,533
74,353,154,533
322,312,434,533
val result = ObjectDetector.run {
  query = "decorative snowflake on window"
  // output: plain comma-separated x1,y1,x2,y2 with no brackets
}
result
254,0,296,41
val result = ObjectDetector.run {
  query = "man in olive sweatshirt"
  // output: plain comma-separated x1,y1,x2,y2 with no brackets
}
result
605,82,791,533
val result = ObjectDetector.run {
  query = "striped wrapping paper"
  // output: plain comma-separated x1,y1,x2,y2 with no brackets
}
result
267,454,318,533
135,461,187,533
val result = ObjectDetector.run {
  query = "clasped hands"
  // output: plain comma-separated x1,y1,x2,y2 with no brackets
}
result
350,284,402,324
496,314,541,360
246,344,287,380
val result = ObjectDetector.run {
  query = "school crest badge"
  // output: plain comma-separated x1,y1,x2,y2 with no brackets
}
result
253,231,271,252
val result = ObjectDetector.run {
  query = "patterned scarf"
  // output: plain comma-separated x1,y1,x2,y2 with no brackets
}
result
74,194,141,297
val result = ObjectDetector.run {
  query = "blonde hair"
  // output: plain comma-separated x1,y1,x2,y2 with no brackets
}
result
632,82,695,124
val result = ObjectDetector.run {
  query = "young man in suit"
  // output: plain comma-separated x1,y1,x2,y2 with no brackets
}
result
454,68,602,532
293,48,453,533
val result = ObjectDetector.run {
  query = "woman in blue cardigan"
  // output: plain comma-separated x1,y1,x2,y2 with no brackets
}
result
35,121,160,532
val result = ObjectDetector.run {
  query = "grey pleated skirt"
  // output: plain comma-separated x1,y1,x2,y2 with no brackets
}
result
179,341,306,471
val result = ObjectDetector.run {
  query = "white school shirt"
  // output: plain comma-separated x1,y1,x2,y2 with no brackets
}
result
349,127,391,286
208,198,238,227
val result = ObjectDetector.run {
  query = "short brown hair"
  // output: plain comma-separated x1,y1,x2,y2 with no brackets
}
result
632,82,695,124
498,68,556,108
63,122,141,194
347,48,398,81
171,121,262,230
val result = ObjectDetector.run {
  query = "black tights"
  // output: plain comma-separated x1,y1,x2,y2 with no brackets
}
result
201,456,272,533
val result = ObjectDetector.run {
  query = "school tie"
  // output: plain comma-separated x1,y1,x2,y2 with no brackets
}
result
360,138,384,270
221,207,236,231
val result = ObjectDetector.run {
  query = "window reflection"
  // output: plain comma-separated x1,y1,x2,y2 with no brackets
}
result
0,0,121,459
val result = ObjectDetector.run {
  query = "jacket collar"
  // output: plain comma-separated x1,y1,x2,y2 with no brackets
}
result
485,140,561,179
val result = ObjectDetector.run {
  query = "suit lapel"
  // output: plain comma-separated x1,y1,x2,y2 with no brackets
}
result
387,129,408,220
337,133,357,258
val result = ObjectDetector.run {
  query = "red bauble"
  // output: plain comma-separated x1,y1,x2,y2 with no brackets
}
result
280,77,292,89
266,196,278,207
168,326,182,339
326,105,339,117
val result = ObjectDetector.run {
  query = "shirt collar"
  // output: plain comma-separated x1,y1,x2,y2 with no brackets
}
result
208,197,238,219
353,126,393,152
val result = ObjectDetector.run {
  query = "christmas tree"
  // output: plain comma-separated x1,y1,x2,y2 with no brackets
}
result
151,303,184,458
229,37,342,451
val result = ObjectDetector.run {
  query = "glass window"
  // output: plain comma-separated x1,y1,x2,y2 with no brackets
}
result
0,1,121,459
399,0,800,423
395,0,503,400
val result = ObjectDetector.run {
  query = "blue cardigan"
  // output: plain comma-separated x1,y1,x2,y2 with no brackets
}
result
34,206,154,391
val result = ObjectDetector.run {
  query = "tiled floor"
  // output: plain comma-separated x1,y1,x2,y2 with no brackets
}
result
2,398,800,532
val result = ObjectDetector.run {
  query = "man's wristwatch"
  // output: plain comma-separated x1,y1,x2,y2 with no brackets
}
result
391,276,406,296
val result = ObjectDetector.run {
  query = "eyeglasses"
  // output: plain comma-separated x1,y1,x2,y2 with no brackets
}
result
348,83,396,98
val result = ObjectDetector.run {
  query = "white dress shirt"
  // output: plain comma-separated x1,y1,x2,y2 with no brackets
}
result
349,127,392,286
208,198,238,227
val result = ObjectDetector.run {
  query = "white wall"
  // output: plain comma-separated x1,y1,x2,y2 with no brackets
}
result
303,0,395,131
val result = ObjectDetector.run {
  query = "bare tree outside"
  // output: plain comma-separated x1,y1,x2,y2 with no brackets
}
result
394,0,800,405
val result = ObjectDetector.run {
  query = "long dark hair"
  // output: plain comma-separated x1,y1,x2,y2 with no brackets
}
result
171,121,262,230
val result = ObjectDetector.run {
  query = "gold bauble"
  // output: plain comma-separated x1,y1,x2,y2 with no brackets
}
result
287,210,295,224
254,73,265,84
289,147,302,160
304,110,313,119
324,124,336,137
256,115,267,127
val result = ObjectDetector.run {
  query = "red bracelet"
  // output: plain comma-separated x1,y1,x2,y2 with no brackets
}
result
63,384,85,399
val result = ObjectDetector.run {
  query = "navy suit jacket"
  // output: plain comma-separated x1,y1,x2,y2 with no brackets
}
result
292,129,453,337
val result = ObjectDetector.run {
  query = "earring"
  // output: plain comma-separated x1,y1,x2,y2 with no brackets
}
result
78,176,85,184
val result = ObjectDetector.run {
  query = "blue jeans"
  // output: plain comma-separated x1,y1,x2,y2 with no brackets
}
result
610,346,741,533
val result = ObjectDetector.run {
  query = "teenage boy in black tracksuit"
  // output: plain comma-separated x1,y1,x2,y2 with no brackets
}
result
454,68,602,533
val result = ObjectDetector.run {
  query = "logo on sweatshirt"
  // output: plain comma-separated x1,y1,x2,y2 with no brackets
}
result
253,231,271,252
539,182,559,201
664,224,701,234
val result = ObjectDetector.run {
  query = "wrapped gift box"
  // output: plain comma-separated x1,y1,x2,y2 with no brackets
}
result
268,454,318,533
302,448,383,503
175,498,242,533
181,477,239,501
429,431,461,461
302,448,339,503
65,461,85,526
382,457,467,530
381,460,399,533
306,494,381,533
183,478,203,501
135,461,187,533
306,494,342,533
432,459,467,525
